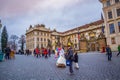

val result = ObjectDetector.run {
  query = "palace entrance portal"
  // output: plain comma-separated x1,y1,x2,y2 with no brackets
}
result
91,43,95,51
79,32,106,52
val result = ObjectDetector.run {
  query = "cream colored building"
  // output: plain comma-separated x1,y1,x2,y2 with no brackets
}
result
26,20,106,53
26,24,51,51
100,0,120,51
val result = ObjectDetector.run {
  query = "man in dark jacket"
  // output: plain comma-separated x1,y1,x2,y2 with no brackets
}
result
106,45,112,61
67,46,74,74
5,46,11,60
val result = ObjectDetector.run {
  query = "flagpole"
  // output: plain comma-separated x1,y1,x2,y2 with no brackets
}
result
77,28,80,51
101,12,104,33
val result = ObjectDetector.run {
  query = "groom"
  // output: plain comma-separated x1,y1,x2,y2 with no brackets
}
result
67,46,74,75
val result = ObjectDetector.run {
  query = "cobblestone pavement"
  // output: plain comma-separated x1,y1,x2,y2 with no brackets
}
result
0,52,120,80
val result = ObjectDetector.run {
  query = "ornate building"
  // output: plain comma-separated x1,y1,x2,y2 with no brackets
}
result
61,20,106,52
26,24,51,51
26,19,106,53
100,0,120,51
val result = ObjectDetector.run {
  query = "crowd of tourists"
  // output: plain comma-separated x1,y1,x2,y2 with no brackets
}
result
33,47,51,58
2,44,120,75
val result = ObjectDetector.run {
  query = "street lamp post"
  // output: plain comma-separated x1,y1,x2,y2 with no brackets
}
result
0,20,2,51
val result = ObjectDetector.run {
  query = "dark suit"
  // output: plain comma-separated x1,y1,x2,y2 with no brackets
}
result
5,47,11,59
106,47,112,61
67,48,74,73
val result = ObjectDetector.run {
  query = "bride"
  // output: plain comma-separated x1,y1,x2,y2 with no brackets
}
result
56,47,66,68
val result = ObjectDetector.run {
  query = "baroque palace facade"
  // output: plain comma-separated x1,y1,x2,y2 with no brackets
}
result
26,0,120,52
100,0,120,51
26,20,106,52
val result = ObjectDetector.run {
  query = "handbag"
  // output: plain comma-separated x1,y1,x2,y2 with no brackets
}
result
66,60,71,66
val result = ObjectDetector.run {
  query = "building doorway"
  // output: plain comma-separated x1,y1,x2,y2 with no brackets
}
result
91,43,95,51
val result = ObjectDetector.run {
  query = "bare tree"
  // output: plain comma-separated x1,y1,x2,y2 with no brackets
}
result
10,35,19,50
18,35,25,51
8,40,18,50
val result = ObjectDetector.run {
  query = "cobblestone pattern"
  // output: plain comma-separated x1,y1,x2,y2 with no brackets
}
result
0,52,120,80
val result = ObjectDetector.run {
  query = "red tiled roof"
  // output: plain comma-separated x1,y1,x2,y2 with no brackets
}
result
62,19,104,34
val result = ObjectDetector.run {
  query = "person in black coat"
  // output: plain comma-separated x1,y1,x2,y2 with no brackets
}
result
66,46,74,75
5,46,11,60
74,52,79,69
106,45,112,61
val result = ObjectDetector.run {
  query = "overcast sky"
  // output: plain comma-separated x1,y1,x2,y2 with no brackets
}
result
0,0,103,37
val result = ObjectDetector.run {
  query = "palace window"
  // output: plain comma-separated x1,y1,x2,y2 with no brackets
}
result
75,39,77,42
75,44,77,48
44,38,46,42
111,37,116,44
108,11,113,19
106,0,111,7
115,0,119,3
37,32,39,35
41,44,43,48
44,44,46,47
44,33,46,36
41,38,43,41
33,38,34,41
118,22,120,32
37,38,39,41
109,23,115,34
37,44,39,48
116,8,120,17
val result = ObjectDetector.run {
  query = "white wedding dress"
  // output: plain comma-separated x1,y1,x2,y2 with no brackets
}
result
56,49,66,67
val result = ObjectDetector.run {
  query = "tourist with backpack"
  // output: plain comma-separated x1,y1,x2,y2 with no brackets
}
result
66,46,74,75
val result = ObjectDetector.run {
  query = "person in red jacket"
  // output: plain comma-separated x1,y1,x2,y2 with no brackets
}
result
44,48,48,58
35,47,40,58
